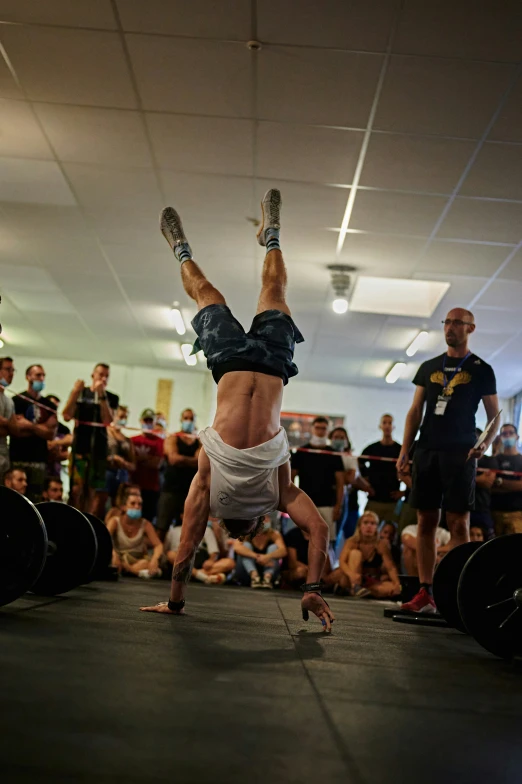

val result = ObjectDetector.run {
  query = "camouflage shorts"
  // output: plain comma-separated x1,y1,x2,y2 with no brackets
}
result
191,305,304,385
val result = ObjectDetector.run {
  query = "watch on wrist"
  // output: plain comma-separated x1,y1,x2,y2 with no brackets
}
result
168,599,185,612
300,582,322,594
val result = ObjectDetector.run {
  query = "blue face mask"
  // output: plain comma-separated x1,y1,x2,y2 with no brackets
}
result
142,422,154,432
156,418,166,429
126,508,142,520
31,380,45,393
181,420,195,433
0,377,9,388
502,436,517,448
117,418,127,427
331,439,347,452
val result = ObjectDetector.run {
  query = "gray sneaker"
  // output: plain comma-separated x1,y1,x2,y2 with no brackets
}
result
160,206,192,254
256,188,281,247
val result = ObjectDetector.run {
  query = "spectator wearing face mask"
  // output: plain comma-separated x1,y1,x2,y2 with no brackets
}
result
329,427,370,541
490,423,522,536
130,409,164,523
107,493,163,578
106,405,136,503
9,364,58,502
42,477,64,502
290,416,345,542
4,467,28,495
156,408,201,541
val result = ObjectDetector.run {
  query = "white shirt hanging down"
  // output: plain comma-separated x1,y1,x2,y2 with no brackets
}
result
198,426,290,520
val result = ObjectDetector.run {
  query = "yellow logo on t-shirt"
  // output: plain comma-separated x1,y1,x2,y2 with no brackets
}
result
430,370,472,396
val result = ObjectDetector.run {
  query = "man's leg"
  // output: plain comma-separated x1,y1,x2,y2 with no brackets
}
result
416,509,440,583
256,189,291,316
160,207,226,310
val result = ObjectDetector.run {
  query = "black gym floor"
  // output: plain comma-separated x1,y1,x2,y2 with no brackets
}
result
2,581,522,784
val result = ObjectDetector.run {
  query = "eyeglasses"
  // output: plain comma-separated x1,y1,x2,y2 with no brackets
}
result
442,319,474,327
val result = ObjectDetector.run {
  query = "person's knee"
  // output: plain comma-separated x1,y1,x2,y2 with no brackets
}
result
348,549,362,566
417,513,439,536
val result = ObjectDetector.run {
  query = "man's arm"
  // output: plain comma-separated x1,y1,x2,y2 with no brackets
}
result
164,435,200,468
468,394,500,460
32,414,58,441
379,541,401,591
63,380,84,422
397,386,426,471
278,462,335,631
140,450,211,614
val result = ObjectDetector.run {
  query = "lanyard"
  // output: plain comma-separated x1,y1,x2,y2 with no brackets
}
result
442,351,471,388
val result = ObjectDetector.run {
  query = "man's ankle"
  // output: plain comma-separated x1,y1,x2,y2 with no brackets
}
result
420,582,433,596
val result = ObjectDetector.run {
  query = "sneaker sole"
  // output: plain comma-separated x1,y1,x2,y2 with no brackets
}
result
160,206,187,250
256,189,281,247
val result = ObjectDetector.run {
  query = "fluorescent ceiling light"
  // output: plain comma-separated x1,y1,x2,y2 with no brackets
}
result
350,277,450,318
170,307,186,335
181,343,197,366
332,298,348,314
406,330,429,357
386,362,406,384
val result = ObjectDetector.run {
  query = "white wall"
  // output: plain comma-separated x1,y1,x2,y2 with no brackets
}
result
8,356,214,430
283,379,413,452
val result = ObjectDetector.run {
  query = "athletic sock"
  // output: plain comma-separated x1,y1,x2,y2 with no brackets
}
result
265,227,280,254
174,242,193,264
420,582,433,596
194,569,208,583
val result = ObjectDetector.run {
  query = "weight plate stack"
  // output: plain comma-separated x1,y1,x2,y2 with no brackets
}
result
433,541,483,632
458,534,522,660
0,486,47,607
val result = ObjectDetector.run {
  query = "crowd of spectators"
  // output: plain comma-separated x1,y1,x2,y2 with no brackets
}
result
1,353,521,595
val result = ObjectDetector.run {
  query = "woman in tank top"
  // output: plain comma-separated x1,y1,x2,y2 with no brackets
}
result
233,516,287,588
106,406,136,503
107,492,163,578
338,510,401,598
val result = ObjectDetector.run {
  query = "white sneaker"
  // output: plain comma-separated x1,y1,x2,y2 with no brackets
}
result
250,573,262,588
160,206,192,255
138,569,152,580
256,189,281,247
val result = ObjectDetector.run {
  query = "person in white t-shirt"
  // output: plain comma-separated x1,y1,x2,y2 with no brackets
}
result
141,189,334,631
401,524,451,577
164,523,235,585
0,357,28,484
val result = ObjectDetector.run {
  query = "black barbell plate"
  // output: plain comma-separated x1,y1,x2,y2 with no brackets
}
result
83,513,113,578
32,503,97,596
458,534,522,660
0,486,47,607
392,614,449,628
433,541,483,632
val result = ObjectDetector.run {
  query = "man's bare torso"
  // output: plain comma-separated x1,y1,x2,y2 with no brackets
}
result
211,371,284,449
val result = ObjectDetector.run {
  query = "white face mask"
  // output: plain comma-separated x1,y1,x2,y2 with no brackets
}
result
310,435,328,447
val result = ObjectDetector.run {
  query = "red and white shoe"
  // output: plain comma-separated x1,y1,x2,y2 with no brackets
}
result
401,587,437,614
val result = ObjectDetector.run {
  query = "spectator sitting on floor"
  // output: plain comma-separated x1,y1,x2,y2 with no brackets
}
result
282,523,347,591
105,483,142,524
164,522,234,584
4,467,28,495
106,405,136,504
328,427,359,540
379,520,401,569
42,477,63,502
338,511,401,598
470,524,486,543
233,515,287,588
107,493,162,579
401,523,451,577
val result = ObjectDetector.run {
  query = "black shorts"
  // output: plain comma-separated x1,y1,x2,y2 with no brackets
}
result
409,447,476,513
191,304,304,385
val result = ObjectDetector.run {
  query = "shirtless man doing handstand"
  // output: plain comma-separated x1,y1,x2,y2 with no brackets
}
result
140,190,335,631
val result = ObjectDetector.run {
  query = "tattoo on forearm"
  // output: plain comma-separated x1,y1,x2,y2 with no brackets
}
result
173,550,196,583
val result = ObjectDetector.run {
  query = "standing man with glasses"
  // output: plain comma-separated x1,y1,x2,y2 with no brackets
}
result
396,308,499,613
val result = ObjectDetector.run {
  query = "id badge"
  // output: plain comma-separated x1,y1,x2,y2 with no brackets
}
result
434,396,448,416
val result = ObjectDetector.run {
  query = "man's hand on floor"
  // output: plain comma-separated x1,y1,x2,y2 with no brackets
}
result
301,593,335,632
140,602,184,615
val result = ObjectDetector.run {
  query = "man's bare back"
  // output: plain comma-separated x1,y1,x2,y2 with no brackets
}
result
212,371,283,449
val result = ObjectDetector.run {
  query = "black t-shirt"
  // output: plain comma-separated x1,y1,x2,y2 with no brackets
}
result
9,393,57,463
360,441,401,502
491,453,522,512
57,422,70,438
74,389,119,458
414,353,496,451
474,454,495,512
284,527,309,566
163,435,200,494
290,444,343,507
